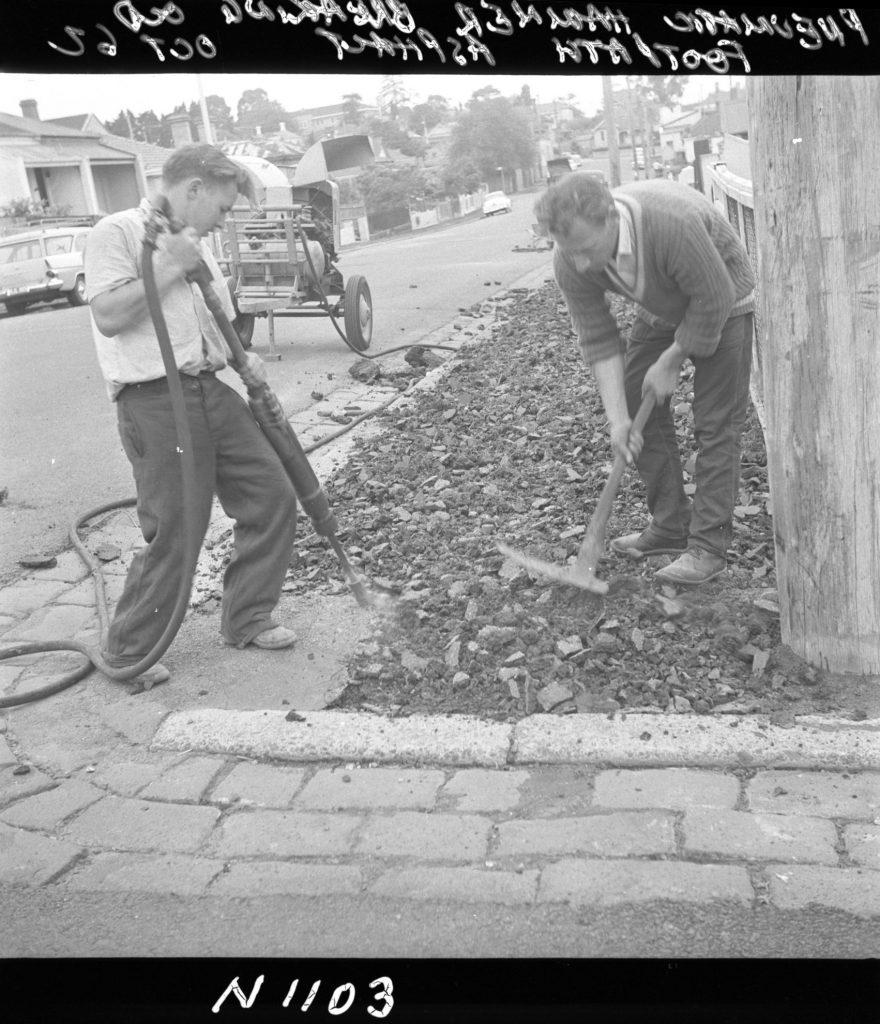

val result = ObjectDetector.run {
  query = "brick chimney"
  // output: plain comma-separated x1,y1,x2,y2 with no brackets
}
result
20,99,39,120
168,113,193,148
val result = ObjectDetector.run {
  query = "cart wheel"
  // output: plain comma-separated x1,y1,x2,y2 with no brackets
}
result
225,277,255,349
233,312,256,348
343,274,372,352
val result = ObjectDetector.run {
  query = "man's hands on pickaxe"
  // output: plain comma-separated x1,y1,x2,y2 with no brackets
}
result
642,340,688,406
610,419,644,466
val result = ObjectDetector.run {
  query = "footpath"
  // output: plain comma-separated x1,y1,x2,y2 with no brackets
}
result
1,264,880,949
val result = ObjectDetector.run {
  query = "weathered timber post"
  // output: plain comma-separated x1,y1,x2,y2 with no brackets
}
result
749,76,880,674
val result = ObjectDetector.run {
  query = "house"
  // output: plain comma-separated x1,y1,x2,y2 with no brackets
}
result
96,135,175,198
658,108,703,162
422,121,454,169
222,126,306,181
45,112,109,135
590,89,658,155
0,99,148,219
289,102,379,139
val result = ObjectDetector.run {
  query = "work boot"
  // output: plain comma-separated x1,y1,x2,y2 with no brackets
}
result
655,547,726,586
611,527,688,560
134,662,171,687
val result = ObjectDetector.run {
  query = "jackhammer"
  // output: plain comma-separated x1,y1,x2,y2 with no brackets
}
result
184,257,372,608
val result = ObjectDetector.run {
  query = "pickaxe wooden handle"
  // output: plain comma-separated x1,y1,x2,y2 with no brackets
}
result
571,392,656,587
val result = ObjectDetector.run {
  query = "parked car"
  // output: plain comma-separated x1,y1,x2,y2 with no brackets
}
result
482,190,513,217
0,218,97,316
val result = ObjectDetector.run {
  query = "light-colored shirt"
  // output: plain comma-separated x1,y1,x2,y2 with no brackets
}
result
605,199,637,293
85,199,235,401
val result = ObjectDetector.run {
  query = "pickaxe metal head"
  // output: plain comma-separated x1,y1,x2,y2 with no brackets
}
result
497,543,609,595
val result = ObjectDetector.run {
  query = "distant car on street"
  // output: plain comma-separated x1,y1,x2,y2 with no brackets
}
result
482,190,513,217
0,218,97,316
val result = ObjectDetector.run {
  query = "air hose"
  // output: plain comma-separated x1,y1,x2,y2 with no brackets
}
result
0,209,498,707
0,206,207,708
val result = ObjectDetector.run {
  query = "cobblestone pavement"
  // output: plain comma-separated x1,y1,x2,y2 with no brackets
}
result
1,737,879,920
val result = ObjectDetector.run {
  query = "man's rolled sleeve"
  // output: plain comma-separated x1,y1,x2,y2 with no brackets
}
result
553,248,625,365
84,219,139,302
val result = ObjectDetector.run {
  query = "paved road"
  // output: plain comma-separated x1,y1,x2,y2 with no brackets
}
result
0,196,552,583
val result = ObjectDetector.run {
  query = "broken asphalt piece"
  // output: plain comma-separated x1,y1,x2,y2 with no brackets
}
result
18,554,58,570
404,346,445,369
653,593,686,618
349,359,381,384
95,544,122,562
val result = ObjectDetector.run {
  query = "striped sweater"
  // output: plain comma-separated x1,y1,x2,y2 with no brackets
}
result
554,180,756,364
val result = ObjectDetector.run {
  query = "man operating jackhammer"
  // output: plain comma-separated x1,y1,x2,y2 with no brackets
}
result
85,144,298,688
534,172,756,587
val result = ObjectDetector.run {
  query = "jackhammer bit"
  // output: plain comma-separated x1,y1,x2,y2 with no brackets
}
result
186,259,375,609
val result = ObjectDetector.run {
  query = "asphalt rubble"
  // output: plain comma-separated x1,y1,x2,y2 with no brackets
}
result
1,262,879,931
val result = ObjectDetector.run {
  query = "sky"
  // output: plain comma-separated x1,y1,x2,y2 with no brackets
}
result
0,71,728,124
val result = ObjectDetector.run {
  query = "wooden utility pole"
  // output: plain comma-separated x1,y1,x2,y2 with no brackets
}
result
602,76,620,187
749,77,880,674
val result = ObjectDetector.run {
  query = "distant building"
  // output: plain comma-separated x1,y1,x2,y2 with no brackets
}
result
289,102,379,139
0,99,149,218
45,112,109,135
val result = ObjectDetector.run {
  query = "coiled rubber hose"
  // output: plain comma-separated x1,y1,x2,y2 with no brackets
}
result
0,224,203,708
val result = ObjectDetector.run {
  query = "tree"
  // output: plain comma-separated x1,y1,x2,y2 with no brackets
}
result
439,158,483,197
601,77,620,187
407,95,449,136
622,76,688,172
106,109,137,139
355,163,438,213
236,88,288,134
188,95,235,139
446,93,536,183
749,76,880,673
341,93,364,128
377,75,409,118
137,110,162,146
367,116,424,159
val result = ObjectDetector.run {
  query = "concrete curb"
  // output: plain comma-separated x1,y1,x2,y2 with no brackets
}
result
152,708,880,770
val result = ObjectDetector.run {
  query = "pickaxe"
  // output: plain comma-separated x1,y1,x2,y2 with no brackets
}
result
499,393,656,595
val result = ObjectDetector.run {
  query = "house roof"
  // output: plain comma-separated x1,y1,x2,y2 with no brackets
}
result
10,139,134,165
47,114,99,131
691,110,722,136
660,110,702,131
0,110,98,139
98,135,174,174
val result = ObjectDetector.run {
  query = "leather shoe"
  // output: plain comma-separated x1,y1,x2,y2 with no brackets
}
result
655,547,726,586
611,529,688,560
133,662,170,687
249,625,297,650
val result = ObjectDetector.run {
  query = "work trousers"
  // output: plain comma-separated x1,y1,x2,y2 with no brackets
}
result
105,372,298,663
624,313,754,558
